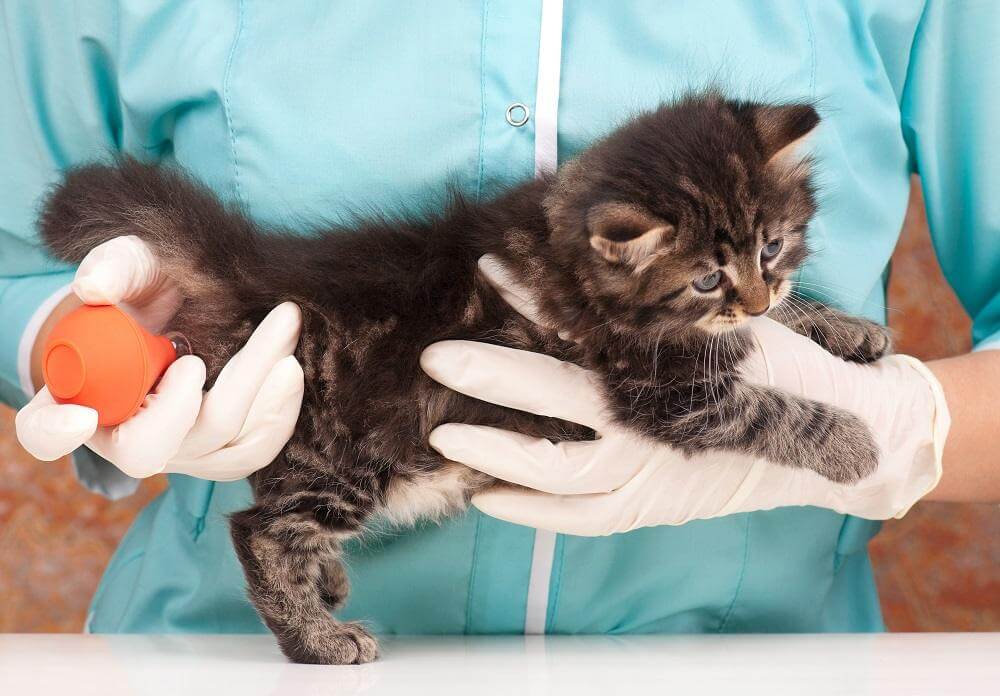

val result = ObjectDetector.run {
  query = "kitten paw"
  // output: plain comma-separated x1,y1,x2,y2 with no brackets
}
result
829,320,893,363
810,413,879,484
285,621,379,665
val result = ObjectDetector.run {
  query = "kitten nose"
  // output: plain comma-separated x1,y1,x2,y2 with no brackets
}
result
740,283,771,316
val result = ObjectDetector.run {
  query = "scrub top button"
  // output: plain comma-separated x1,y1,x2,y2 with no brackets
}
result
505,103,530,127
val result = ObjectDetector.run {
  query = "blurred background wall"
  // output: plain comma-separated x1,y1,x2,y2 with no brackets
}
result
0,177,996,632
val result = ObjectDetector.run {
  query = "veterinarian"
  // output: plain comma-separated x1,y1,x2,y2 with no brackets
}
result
4,2,998,636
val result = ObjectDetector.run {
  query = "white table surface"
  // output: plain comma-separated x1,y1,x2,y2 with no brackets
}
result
1,633,997,696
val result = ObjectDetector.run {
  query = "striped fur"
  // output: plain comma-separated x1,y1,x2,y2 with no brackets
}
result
39,93,889,664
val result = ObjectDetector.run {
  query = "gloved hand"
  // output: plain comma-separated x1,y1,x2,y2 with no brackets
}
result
419,256,950,534
16,235,304,481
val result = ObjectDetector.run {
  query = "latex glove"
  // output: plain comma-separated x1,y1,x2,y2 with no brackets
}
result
16,235,304,481
419,257,950,534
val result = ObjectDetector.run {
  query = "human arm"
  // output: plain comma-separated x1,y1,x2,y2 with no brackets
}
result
900,0,1000,501
415,258,950,535
5,8,304,486
420,317,949,533
923,352,1000,501
0,4,116,408
15,236,306,481
417,1,1000,532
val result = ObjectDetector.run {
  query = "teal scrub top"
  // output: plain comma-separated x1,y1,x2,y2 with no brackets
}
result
3,1,999,636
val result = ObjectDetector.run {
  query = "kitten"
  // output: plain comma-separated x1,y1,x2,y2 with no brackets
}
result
40,92,891,664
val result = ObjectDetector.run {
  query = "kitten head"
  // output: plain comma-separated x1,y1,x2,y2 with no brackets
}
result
545,93,818,339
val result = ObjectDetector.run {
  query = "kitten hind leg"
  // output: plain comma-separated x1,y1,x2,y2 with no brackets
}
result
319,557,350,612
775,294,893,363
230,505,378,665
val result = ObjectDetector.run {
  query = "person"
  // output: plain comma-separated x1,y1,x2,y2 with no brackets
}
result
3,1,998,636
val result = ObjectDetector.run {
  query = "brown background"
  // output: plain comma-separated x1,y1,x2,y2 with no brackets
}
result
0,178,997,632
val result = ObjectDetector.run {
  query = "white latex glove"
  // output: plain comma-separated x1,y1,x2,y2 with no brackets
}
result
16,235,304,481
419,256,950,534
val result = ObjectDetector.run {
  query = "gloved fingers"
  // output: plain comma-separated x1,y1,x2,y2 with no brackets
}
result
73,235,163,304
87,355,206,478
471,486,627,536
745,316,830,388
14,388,99,461
745,315,869,396
72,235,181,330
178,302,302,457
166,356,304,481
429,423,639,494
421,340,609,430
234,354,305,441
478,254,574,341
477,255,551,328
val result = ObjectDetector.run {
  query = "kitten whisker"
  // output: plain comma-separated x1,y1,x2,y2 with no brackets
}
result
792,280,900,315
783,293,856,349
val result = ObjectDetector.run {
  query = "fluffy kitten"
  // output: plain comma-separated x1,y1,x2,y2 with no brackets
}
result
40,93,891,664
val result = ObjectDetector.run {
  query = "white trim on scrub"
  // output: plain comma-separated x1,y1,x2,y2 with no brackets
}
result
523,0,563,637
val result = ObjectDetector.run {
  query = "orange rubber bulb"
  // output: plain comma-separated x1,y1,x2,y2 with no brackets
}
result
42,305,179,427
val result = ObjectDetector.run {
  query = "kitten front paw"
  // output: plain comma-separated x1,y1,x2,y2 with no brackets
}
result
827,320,893,363
284,621,379,665
810,412,879,484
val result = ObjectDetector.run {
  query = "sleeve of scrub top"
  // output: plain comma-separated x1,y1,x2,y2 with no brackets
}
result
900,0,1000,352
0,3,143,498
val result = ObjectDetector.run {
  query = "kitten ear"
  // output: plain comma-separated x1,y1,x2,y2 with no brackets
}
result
753,103,819,170
587,203,674,266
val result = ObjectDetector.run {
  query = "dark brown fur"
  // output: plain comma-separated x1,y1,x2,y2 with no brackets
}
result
40,93,891,664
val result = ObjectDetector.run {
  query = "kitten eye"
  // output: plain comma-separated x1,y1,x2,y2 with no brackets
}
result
692,270,723,292
761,238,784,260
